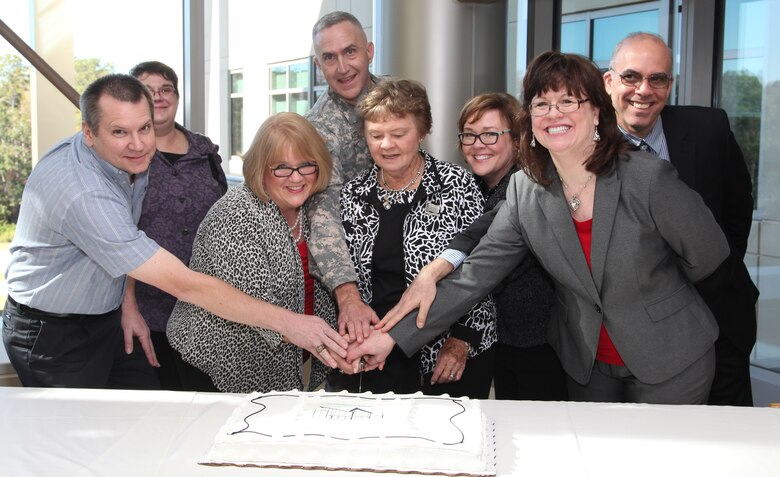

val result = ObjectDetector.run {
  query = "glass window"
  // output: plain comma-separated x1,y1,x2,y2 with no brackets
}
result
270,94,288,114
561,20,588,57
270,66,287,90
720,0,780,374
592,10,659,67
289,63,309,89
230,71,244,161
560,2,662,70
291,92,309,115
267,58,326,116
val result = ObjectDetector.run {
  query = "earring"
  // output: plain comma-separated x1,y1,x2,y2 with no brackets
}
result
530,134,536,148
593,126,601,142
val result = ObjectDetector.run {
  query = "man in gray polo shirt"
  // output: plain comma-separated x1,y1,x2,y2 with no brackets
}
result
2,74,347,389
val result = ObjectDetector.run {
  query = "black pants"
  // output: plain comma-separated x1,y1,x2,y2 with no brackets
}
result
170,345,219,392
493,343,568,401
708,335,753,406
2,300,159,390
150,331,184,391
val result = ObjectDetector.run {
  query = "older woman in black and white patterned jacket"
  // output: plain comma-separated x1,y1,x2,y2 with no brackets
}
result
332,79,497,398
167,113,344,393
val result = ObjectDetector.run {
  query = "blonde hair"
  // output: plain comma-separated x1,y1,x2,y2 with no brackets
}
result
242,112,332,202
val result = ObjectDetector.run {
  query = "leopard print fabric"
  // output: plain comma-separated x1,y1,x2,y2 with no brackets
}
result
341,151,497,374
167,184,337,393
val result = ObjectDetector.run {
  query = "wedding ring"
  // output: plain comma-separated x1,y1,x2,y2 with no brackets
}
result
449,372,455,380
315,344,326,354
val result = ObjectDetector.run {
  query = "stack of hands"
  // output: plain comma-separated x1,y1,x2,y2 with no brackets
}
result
313,265,467,385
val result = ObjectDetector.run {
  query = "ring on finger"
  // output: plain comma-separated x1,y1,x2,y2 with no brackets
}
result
315,344,326,354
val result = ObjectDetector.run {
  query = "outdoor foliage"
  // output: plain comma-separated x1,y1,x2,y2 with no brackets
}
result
721,70,762,208
0,54,32,224
0,56,115,226
74,57,114,127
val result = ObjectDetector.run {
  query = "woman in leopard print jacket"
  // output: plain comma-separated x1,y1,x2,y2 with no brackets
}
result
331,80,497,398
167,113,340,393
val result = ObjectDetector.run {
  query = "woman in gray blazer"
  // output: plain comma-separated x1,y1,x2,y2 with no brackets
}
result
354,52,730,405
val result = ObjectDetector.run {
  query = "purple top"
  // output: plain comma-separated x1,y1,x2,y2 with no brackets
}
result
135,124,228,331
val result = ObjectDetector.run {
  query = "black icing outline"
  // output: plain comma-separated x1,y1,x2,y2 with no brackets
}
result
229,393,467,445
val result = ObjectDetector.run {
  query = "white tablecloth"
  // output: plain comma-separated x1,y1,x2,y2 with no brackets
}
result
1,387,779,477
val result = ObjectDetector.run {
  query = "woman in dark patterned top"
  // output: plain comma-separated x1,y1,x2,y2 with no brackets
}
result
332,79,497,398
456,93,567,400
166,113,341,393
122,61,228,390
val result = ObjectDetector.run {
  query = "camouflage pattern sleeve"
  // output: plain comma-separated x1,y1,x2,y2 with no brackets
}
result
307,156,359,292
305,89,375,293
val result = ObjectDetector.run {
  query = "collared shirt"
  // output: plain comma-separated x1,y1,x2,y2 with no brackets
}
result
6,132,160,314
618,117,670,161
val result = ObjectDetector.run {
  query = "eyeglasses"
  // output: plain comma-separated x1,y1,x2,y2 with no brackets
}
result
269,163,319,177
612,70,672,89
147,86,177,97
529,98,589,117
458,129,512,146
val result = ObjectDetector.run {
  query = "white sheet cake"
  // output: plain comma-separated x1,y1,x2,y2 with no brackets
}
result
203,390,496,476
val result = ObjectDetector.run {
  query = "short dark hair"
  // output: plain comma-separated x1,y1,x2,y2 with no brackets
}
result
457,93,521,152
80,74,154,134
129,61,180,96
516,51,627,187
357,79,432,135
312,11,363,41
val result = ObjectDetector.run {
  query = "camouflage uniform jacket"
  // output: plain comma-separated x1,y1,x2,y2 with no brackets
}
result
304,75,380,291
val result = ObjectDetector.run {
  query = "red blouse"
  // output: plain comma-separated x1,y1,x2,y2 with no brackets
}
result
298,240,315,316
572,218,625,366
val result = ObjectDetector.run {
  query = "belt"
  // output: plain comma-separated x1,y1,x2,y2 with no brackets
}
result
7,296,117,320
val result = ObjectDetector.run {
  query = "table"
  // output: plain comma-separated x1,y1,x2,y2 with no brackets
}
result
1,387,779,477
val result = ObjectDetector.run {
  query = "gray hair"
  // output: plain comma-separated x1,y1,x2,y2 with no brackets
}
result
312,11,363,41
609,32,673,72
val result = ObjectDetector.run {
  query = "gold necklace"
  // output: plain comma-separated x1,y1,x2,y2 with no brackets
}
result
559,173,593,212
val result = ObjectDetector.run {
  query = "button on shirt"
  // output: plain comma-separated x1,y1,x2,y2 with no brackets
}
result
619,117,671,162
6,132,160,314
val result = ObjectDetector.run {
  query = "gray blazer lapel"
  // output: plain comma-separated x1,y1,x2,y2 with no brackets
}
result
536,176,599,299
590,167,620,294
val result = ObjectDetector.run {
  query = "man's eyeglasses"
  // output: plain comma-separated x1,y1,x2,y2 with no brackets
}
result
529,98,589,117
148,86,177,97
458,130,512,146
269,163,319,178
613,70,672,89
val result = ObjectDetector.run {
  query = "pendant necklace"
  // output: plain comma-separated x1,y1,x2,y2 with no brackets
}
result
288,207,305,243
559,173,593,212
380,159,424,210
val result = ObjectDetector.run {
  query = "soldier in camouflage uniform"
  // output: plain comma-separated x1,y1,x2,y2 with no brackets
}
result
305,11,380,343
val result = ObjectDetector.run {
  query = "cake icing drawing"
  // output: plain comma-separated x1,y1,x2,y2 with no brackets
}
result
203,390,496,476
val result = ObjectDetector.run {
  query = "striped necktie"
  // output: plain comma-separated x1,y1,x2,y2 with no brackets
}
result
639,140,656,156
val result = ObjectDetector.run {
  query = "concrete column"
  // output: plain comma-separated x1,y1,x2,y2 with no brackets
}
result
375,0,507,166
31,0,76,165
184,0,206,134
